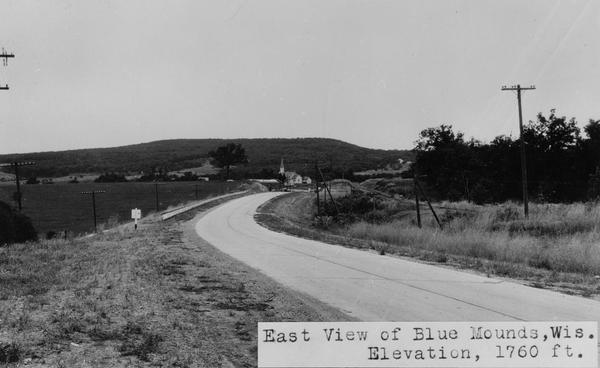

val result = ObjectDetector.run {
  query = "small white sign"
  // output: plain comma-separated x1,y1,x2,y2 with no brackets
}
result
131,208,142,220
258,321,597,368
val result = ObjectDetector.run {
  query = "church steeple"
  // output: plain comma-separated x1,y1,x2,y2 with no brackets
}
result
279,158,285,175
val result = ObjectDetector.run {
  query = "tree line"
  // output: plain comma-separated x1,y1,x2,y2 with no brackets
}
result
0,138,410,180
414,109,600,203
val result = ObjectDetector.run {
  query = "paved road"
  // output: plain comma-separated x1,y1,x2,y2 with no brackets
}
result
195,192,600,322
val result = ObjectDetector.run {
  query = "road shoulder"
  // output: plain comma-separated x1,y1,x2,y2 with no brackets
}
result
0,195,351,367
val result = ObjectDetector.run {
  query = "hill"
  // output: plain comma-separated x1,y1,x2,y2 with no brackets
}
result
0,138,413,179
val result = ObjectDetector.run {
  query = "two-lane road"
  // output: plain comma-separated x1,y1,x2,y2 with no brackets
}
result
195,192,600,322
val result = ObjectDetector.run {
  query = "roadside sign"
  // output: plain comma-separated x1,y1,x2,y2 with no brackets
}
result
131,208,142,230
131,208,142,219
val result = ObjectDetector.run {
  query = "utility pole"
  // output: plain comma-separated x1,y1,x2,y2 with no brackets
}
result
0,161,35,210
314,162,321,216
415,179,442,229
414,177,422,228
0,47,15,90
318,167,339,214
502,84,535,218
154,182,166,212
155,183,160,212
81,190,106,232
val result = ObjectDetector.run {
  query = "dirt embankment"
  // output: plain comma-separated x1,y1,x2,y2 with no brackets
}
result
0,197,348,367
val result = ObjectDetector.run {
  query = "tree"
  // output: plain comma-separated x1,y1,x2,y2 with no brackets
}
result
414,125,473,200
583,119,600,195
412,110,597,203
208,143,248,179
277,172,287,186
94,172,128,183
523,110,583,201
524,109,580,153
584,119,600,141
415,124,464,151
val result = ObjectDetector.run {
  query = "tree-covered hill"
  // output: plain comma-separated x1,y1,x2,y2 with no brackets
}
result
0,138,413,178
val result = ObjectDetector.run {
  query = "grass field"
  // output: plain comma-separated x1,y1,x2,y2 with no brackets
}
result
0,195,349,367
347,200,600,275
257,192,600,298
0,181,241,235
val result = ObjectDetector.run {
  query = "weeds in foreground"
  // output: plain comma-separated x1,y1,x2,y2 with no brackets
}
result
0,342,22,364
343,201,600,275
118,322,163,362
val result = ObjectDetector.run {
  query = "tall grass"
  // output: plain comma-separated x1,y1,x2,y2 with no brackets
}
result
345,201,600,275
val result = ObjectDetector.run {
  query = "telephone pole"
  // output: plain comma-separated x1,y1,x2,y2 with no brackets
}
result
153,182,166,212
314,162,321,216
414,178,422,228
81,190,106,232
0,161,36,210
0,47,15,90
502,84,535,218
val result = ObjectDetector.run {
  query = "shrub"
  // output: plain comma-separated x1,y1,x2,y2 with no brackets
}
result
493,205,521,222
0,201,38,245
95,172,128,183
588,167,600,200
25,177,39,185
0,342,21,363
320,192,384,224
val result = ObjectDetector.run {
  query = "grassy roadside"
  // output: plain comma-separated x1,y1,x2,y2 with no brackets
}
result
0,194,350,367
256,192,600,300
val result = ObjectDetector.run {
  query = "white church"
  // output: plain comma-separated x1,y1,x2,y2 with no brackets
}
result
279,159,312,186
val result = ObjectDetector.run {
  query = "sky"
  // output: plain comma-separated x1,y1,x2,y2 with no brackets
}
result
0,0,598,154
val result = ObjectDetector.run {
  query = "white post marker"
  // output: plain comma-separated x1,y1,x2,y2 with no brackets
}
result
131,208,142,230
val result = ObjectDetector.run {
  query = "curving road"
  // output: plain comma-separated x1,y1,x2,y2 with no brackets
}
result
195,192,600,322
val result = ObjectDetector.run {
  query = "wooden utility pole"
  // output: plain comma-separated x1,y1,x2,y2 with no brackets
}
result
81,190,106,232
502,84,535,218
0,47,15,89
318,167,339,214
0,161,35,210
314,162,321,216
153,182,166,212
414,178,422,228
154,183,160,212
415,179,442,229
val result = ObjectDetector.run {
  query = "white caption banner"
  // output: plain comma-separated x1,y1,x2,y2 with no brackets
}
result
258,322,597,368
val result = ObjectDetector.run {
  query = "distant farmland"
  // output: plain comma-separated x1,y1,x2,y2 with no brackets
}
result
0,181,241,235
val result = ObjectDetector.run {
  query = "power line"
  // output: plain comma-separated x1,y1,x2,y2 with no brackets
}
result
0,161,36,210
81,190,106,232
502,84,536,218
0,47,15,90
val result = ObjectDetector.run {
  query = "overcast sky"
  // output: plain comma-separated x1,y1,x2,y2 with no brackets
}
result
0,0,598,154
